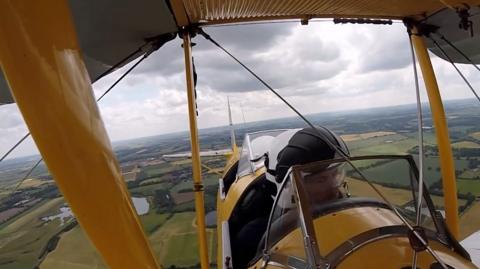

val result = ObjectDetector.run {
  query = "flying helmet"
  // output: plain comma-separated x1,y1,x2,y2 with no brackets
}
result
265,126,349,184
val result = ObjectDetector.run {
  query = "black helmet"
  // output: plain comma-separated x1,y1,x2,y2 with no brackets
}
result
273,126,349,183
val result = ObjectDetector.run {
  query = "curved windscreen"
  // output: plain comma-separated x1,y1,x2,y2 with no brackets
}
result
237,130,290,178
295,156,437,229
263,155,441,263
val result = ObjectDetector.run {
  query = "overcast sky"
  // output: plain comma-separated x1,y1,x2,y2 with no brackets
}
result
1,22,479,158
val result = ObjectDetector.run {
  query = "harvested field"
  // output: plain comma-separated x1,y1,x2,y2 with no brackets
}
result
171,192,194,204
341,131,397,142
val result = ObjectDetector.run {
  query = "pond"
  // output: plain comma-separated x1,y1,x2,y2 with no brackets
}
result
132,197,149,215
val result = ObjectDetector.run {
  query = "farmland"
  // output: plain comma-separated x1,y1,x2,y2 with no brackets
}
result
0,98,480,268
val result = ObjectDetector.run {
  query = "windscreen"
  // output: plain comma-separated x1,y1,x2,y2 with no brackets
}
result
296,156,438,230
237,130,290,178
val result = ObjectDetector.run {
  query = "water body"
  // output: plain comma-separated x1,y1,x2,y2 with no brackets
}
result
132,197,149,215
205,211,216,228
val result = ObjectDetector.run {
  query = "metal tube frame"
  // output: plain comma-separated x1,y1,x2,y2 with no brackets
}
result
410,27,459,238
182,29,210,269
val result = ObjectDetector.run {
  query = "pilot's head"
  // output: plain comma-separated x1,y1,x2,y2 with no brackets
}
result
266,126,349,203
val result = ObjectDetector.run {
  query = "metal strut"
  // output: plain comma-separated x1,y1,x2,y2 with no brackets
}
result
181,28,210,269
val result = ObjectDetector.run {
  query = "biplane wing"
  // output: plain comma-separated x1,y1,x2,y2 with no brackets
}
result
2,1,480,105
2,1,480,269
424,5,480,64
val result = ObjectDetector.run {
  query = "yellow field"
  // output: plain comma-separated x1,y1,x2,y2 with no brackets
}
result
347,178,467,208
469,131,480,140
347,178,412,205
18,178,53,189
451,141,480,149
459,201,480,240
341,131,397,142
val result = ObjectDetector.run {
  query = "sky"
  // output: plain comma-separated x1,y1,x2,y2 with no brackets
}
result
0,21,479,158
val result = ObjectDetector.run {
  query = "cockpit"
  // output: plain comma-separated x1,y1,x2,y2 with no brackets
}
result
253,155,471,269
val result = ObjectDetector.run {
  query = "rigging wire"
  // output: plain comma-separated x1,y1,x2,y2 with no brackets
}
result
1,43,160,203
199,28,448,267
93,45,145,82
408,31,426,269
435,33,480,72
0,133,30,163
8,159,43,196
96,53,150,102
0,48,150,166
429,36,480,103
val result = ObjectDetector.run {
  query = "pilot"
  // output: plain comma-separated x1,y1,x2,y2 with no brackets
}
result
233,127,349,268
266,126,349,190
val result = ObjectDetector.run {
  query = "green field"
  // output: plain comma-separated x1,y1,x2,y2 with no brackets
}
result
140,211,171,234
0,198,72,269
40,227,107,269
149,212,215,267
40,211,216,269
456,179,480,195
130,182,173,196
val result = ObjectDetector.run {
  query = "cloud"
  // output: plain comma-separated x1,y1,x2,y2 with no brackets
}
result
0,104,24,129
356,25,412,72
2,22,480,159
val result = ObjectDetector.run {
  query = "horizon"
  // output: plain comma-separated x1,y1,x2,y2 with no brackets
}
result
1,22,479,159
2,97,476,162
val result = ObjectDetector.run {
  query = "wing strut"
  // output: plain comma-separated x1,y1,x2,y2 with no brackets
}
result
181,29,210,269
411,26,460,238
0,1,160,268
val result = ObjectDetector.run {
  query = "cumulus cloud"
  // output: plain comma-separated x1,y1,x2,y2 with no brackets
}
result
1,22,479,158
356,24,412,72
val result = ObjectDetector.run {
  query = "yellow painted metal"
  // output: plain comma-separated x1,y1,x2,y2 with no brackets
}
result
182,31,210,269
251,207,475,269
222,168,266,218
411,29,460,238
0,1,160,268
182,0,480,25
335,239,476,269
270,207,401,258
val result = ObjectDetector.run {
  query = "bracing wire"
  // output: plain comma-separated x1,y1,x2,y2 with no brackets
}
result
435,34,480,72
409,33,427,232
1,42,160,203
9,159,43,195
96,54,149,102
93,45,145,82
0,133,30,163
199,28,449,267
409,31,426,269
429,36,480,104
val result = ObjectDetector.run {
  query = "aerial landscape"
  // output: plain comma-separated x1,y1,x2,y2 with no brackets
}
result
0,98,479,269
